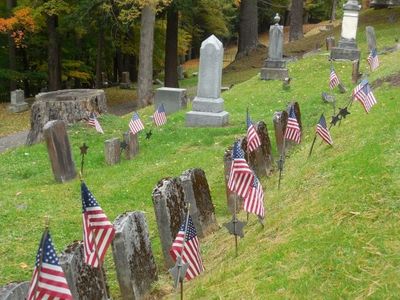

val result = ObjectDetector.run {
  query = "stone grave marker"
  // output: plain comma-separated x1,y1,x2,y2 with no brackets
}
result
104,137,121,165
43,120,76,183
261,13,289,80
0,282,30,300
177,65,185,80
152,177,186,267
120,72,131,89
366,26,377,52
8,89,28,113
326,36,336,50
59,241,109,300
180,168,219,237
186,35,229,127
123,131,139,160
112,212,157,300
352,59,362,83
273,110,288,155
154,87,188,115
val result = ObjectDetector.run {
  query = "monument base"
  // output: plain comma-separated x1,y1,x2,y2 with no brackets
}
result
8,102,29,113
192,97,224,113
119,83,131,89
260,68,289,80
330,47,360,61
186,111,229,127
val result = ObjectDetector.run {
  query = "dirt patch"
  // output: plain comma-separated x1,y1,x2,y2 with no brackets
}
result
372,72,400,88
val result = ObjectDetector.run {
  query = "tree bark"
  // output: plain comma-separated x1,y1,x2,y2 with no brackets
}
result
289,0,304,42
331,0,337,22
95,26,104,88
236,0,259,59
164,8,179,88
7,0,17,91
47,14,62,91
137,5,156,107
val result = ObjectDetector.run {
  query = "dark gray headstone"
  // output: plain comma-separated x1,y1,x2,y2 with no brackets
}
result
223,145,243,214
366,26,377,51
112,212,157,300
273,110,288,155
0,282,29,300
180,169,219,237
59,241,109,300
43,120,77,183
123,131,139,160
104,137,121,165
152,178,186,268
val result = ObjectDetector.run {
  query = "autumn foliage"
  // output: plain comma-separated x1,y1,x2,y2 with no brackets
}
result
0,7,35,47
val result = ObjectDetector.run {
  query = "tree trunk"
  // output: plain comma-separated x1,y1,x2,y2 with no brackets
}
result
289,0,304,42
95,26,104,88
137,5,156,107
7,0,17,91
47,14,62,91
164,8,179,88
331,0,337,22
236,0,259,59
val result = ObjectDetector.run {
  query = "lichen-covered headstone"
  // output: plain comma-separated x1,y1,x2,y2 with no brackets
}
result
0,282,30,300
112,212,157,300
59,241,109,300
152,178,186,267
180,168,218,237
223,144,244,214
273,110,288,155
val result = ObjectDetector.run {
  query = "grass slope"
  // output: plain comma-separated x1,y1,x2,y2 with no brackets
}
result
0,8,399,299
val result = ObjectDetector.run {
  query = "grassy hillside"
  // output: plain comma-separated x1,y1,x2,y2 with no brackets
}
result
0,8,399,299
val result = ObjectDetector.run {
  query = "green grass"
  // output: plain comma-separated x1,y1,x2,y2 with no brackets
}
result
0,8,400,299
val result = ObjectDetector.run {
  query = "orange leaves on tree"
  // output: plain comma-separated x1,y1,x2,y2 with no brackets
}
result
0,7,35,47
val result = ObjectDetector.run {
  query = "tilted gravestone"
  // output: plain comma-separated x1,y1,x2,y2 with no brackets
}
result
59,241,109,300
104,137,121,165
43,120,76,183
154,87,188,115
273,110,288,156
366,26,377,52
186,35,229,127
0,282,30,300
180,168,219,238
152,177,186,268
8,89,28,113
123,131,139,160
112,212,157,300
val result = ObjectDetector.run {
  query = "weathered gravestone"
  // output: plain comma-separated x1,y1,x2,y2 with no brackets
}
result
104,137,121,165
177,65,185,80
8,89,28,113
152,177,186,267
154,87,188,115
352,59,362,83
123,131,139,160
59,241,109,300
112,212,157,300
186,35,229,127
330,0,361,61
120,72,131,89
273,110,288,155
26,89,107,145
43,120,76,183
261,13,289,80
180,168,219,237
366,26,377,52
0,282,30,300
326,37,336,50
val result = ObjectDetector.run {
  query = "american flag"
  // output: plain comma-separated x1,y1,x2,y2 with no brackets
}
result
352,80,377,113
243,175,265,219
88,113,104,134
227,141,254,198
169,215,204,281
316,114,333,145
81,182,115,268
284,106,301,144
246,112,261,152
367,48,379,71
129,112,145,135
329,67,340,89
153,104,167,126
27,230,72,300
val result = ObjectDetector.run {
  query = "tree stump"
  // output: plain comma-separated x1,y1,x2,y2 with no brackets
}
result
26,89,107,145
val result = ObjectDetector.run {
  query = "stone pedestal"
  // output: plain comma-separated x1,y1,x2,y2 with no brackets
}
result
123,131,139,160
43,120,76,183
112,212,157,300
186,35,229,127
104,138,121,165
8,90,28,113
0,282,30,300
154,87,187,115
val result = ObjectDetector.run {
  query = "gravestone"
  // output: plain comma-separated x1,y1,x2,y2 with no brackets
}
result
326,37,336,50
352,59,362,83
154,87,188,115
261,13,289,80
186,35,229,127
43,120,76,183
223,144,244,214
177,65,184,80
180,169,219,238
59,241,109,300
273,110,288,155
123,131,139,160
112,212,157,300
8,90,28,113
366,26,377,52
245,121,274,177
120,72,131,89
104,138,121,165
330,1,361,61
152,177,186,268
0,282,30,300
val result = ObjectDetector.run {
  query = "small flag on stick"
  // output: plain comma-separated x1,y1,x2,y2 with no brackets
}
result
316,114,333,145
246,111,261,153
88,113,104,134
129,112,145,135
243,175,265,219
284,106,301,144
367,48,379,71
352,80,377,113
329,67,340,90
153,104,167,126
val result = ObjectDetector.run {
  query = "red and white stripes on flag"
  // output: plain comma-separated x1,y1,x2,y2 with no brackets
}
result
243,175,265,219
27,231,72,300
329,68,340,89
316,114,333,145
129,112,145,134
284,106,301,144
81,182,115,268
88,113,104,134
153,104,167,126
352,80,377,113
246,113,261,152
169,215,204,281
367,48,379,71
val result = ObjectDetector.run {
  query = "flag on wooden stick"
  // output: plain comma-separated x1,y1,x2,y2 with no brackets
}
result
367,48,379,71
246,111,261,153
316,114,333,145
129,112,145,134
352,80,377,113
153,104,167,126
284,105,301,144
88,113,104,134
329,67,340,89
243,175,265,219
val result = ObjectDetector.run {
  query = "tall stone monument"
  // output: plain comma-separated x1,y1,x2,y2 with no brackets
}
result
186,35,229,127
261,14,289,80
330,0,361,61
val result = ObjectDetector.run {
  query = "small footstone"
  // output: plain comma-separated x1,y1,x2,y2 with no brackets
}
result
123,131,139,160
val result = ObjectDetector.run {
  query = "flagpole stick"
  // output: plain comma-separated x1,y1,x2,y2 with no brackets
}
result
308,134,317,158
180,280,184,300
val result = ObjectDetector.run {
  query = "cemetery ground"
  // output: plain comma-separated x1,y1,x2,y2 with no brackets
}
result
0,7,400,299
